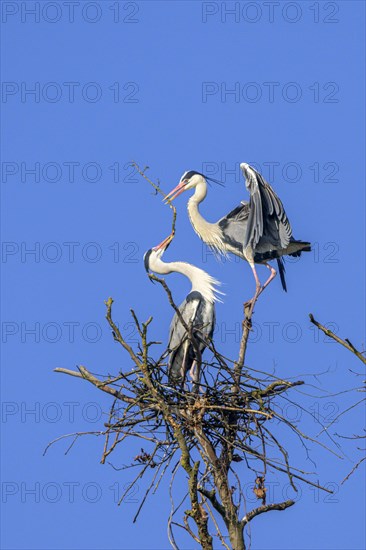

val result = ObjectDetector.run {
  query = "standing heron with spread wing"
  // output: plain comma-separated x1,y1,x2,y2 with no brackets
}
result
144,234,222,387
165,163,311,304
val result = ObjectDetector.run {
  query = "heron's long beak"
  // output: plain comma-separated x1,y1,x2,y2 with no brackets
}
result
164,180,187,203
153,233,174,252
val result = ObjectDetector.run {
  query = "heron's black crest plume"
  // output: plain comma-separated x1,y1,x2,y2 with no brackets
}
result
143,249,155,284
143,249,152,273
205,174,226,187
181,170,199,180
182,170,225,188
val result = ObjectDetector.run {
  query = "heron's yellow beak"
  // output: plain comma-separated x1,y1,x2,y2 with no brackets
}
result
164,180,188,203
153,233,174,252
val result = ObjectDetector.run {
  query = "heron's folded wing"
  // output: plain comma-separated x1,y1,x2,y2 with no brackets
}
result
242,168,292,250
168,296,201,382
168,295,205,351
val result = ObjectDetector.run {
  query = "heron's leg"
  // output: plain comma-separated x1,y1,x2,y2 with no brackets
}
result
251,262,262,289
180,340,190,389
190,360,202,393
245,263,262,306
246,264,277,311
189,360,197,382
258,263,277,295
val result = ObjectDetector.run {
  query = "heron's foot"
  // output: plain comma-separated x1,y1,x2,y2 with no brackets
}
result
244,287,263,316
245,288,263,305
244,300,255,320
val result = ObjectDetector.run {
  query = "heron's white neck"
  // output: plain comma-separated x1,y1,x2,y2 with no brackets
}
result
150,257,222,304
187,180,225,252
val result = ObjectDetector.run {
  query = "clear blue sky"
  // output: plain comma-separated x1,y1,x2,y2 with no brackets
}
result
1,1,365,549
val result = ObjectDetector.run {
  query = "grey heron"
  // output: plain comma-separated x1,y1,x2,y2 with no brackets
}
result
144,234,222,387
165,163,311,304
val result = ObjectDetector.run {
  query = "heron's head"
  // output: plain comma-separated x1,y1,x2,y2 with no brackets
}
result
165,171,206,202
143,233,173,274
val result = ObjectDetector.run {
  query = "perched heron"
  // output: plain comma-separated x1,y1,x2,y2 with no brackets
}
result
144,234,222,387
165,163,311,304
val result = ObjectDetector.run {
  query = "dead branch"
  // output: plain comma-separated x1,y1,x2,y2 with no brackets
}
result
242,500,295,526
309,314,366,365
132,161,177,239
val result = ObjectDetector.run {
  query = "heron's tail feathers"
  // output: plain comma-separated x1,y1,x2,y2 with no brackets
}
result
286,240,311,257
276,258,287,292
276,240,310,292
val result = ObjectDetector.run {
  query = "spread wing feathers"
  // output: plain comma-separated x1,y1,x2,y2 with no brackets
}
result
218,202,250,253
167,292,215,385
243,168,292,251
218,201,249,227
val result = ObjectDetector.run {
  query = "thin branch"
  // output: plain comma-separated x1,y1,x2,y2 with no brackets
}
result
242,500,295,526
132,161,177,237
54,365,135,404
309,314,366,365
341,457,366,484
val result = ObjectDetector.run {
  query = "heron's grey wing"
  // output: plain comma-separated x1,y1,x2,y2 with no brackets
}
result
167,298,195,351
194,300,215,345
218,202,250,252
167,295,201,383
241,167,292,251
190,301,215,389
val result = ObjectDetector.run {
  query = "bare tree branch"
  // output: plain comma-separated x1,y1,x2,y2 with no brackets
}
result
309,314,366,365
242,500,295,526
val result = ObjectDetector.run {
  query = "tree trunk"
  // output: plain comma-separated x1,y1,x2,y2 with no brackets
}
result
228,523,245,550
